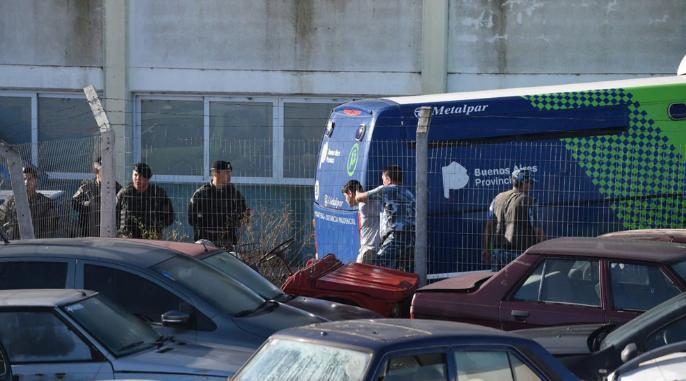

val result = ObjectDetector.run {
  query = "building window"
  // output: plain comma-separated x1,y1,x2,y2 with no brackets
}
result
0,95,32,164
140,99,204,176
283,102,338,178
210,100,273,178
135,95,348,185
38,95,99,173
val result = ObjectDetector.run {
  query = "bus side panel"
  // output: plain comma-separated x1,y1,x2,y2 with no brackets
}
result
314,204,360,263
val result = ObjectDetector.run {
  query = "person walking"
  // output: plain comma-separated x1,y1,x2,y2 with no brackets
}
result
0,166,58,239
188,160,248,247
482,168,546,271
72,157,121,237
355,165,415,272
116,163,174,239
342,179,380,264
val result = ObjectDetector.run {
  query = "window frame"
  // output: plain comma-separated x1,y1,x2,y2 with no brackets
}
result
370,345,454,381
451,345,549,381
0,91,97,181
133,94,350,185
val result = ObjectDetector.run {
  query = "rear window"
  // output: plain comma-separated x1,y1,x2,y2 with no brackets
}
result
0,261,67,289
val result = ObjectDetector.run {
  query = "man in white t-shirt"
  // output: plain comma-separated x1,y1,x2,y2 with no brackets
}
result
342,180,380,263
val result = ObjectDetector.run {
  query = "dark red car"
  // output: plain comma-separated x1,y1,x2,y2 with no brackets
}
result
411,237,686,330
282,254,419,317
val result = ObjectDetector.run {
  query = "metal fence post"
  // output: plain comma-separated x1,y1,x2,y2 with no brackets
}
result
415,106,432,286
84,85,116,238
0,141,34,239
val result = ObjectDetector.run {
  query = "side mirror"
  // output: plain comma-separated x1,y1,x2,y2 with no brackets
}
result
161,310,190,327
620,342,638,363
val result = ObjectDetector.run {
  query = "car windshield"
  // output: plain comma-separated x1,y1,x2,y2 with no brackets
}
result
152,255,265,316
600,293,686,350
670,259,686,282
233,338,371,381
62,294,160,357
201,251,284,301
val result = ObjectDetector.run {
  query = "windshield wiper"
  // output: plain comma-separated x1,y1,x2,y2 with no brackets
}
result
154,335,173,347
234,300,279,317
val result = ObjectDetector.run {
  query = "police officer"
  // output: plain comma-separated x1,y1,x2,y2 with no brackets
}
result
482,168,546,271
0,166,58,239
72,157,122,237
116,162,174,239
188,160,248,246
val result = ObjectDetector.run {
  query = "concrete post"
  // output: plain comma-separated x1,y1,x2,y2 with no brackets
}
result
421,0,449,94
415,106,432,286
0,141,34,239
84,86,116,238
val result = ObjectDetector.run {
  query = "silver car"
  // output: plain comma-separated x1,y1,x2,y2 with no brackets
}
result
0,238,322,349
0,289,252,380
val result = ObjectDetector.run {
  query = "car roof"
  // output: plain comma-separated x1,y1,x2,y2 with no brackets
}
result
0,238,207,267
272,319,533,352
0,289,94,307
525,237,686,263
599,229,686,244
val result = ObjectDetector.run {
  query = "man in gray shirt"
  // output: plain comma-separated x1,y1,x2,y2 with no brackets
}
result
342,180,380,263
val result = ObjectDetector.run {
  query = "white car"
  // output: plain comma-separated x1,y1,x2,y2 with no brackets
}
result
608,341,686,381
0,289,252,380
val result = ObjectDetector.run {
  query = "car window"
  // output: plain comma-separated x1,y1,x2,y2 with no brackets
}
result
201,251,284,300
379,352,448,381
454,350,542,381
233,338,371,381
643,317,686,351
152,255,265,317
0,311,92,363
84,264,216,331
669,259,686,283
610,262,679,311
0,261,67,289
513,258,600,306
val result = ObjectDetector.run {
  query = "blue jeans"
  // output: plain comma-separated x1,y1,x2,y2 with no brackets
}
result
372,231,415,273
491,249,521,272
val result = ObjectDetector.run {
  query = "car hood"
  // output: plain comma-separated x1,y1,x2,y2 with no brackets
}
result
514,324,600,356
286,296,383,320
418,271,493,292
316,263,418,301
233,302,324,339
114,340,253,377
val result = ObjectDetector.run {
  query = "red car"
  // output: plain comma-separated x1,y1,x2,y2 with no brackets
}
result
282,254,419,317
411,237,686,330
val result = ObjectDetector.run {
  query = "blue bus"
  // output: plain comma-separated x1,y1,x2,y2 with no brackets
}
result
314,74,686,276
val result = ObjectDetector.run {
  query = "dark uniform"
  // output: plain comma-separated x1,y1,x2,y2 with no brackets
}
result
116,183,174,239
72,179,122,237
0,193,58,239
188,183,247,246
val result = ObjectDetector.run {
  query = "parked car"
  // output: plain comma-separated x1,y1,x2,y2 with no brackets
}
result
600,229,686,244
186,239,382,320
516,291,686,380
411,237,686,330
0,237,323,349
0,289,252,380
282,253,419,317
607,341,686,381
231,319,578,381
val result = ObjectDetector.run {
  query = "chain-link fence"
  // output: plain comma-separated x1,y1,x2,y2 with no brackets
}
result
2,123,686,282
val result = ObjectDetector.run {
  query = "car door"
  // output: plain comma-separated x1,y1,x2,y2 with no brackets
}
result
74,261,217,343
0,258,76,289
0,308,113,380
500,257,606,330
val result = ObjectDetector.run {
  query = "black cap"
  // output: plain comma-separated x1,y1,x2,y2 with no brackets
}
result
211,160,232,171
133,162,152,179
22,165,38,177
